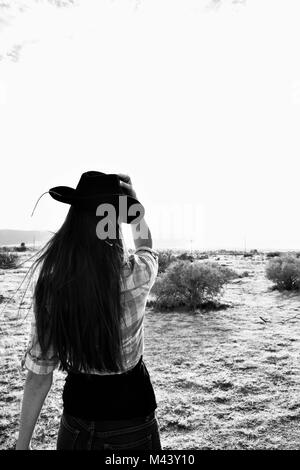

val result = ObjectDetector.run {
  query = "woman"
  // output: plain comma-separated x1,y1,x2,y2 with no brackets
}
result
16,171,161,450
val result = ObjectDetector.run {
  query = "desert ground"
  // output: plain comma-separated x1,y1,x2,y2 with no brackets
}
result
0,250,300,450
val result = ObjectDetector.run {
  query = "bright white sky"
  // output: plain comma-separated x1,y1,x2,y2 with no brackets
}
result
0,0,300,250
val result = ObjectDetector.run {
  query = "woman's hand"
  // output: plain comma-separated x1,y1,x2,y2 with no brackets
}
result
118,173,137,199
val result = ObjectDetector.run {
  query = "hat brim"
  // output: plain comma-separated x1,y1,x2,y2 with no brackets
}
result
49,186,144,224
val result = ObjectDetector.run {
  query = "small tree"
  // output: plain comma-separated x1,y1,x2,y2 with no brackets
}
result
266,254,300,291
152,260,236,311
0,253,18,269
157,249,177,274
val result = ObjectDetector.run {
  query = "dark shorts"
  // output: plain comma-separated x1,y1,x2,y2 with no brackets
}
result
56,411,162,451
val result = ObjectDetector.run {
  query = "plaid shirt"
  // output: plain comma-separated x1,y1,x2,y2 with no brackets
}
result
22,246,159,375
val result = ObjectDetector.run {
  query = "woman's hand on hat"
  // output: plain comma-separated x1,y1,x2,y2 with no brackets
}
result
118,173,132,184
118,174,137,199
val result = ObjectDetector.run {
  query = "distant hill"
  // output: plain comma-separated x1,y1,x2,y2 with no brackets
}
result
0,230,52,246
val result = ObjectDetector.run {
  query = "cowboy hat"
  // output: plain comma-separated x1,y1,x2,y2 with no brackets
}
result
49,171,144,224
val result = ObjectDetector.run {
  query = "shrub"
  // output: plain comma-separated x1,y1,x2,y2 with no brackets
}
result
0,246,10,252
15,242,27,252
152,260,236,311
0,244,26,253
193,250,209,260
198,254,209,260
266,254,300,291
0,252,18,269
266,251,282,258
157,249,177,274
176,252,194,262
240,270,249,278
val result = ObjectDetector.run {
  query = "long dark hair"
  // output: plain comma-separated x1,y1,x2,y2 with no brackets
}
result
30,205,127,373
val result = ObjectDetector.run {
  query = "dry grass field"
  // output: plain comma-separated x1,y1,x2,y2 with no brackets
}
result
1,250,300,450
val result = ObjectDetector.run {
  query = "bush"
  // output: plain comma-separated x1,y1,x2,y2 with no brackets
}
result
266,255,300,291
152,260,236,311
157,249,177,274
176,252,194,262
0,252,18,269
240,270,250,278
266,251,282,258
15,242,27,252
0,246,11,252
192,250,209,260
0,244,27,253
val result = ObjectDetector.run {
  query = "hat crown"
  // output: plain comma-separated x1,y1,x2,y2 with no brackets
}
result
76,171,122,197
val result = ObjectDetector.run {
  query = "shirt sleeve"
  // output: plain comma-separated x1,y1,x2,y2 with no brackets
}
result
22,314,60,375
128,246,159,290
21,274,59,375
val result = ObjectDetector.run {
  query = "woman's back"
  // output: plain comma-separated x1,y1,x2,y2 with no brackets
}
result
24,245,158,377
17,171,162,450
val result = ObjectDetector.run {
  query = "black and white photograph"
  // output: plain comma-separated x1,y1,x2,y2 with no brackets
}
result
0,0,300,453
